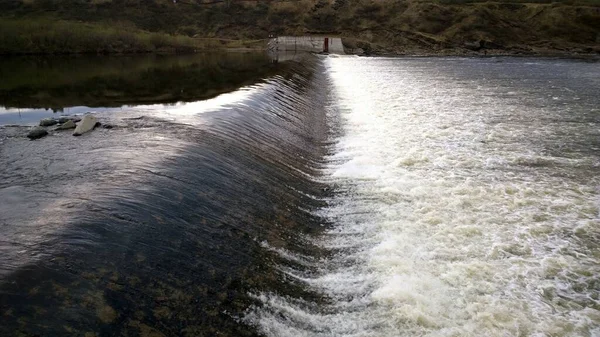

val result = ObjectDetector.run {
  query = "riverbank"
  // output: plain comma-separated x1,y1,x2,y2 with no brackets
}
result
1,0,598,57
0,19,266,55
355,45,600,58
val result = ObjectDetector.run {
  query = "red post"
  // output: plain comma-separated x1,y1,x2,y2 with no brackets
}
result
324,37,329,53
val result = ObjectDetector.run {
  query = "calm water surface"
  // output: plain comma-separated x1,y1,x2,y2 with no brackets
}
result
0,53,281,125
0,55,599,337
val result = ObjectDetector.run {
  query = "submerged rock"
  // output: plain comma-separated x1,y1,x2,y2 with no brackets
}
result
73,115,98,136
39,118,58,127
27,127,48,140
56,120,76,130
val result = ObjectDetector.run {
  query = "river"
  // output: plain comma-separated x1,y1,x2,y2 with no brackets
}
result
0,54,599,336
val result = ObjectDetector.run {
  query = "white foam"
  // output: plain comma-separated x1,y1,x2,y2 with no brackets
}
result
247,58,600,336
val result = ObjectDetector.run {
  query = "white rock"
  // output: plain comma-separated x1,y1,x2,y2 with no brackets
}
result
56,120,76,130
73,115,98,136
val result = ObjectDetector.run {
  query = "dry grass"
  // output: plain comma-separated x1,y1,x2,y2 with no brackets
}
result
0,0,598,54
0,19,213,55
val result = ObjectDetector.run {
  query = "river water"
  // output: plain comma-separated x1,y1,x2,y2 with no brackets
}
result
0,54,599,336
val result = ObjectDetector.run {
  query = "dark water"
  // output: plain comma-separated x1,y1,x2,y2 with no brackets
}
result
0,53,283,125
0,53,333,336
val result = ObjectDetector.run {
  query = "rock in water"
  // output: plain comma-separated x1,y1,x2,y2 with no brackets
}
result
73,115,98,136
27,127,48,140
58,116,82,124
56,120,76,130
39,118,58,127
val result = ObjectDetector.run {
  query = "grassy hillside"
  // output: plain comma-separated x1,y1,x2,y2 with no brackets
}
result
0,0,599,55
0,19,210,55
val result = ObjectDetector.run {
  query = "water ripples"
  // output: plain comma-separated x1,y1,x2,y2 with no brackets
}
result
0,56,333,336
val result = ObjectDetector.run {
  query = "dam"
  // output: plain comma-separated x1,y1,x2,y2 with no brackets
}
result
268,36,345,54
1,54,599,336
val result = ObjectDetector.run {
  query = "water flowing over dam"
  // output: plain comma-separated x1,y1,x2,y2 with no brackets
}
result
243,56,600,336
1,54,599,336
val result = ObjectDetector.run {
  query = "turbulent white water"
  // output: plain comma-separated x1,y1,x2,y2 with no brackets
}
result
248,56,600,336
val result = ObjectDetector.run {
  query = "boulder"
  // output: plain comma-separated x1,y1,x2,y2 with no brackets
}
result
39,118,58,127
27,127,48,140
56,120,76,130
73,115,98,136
